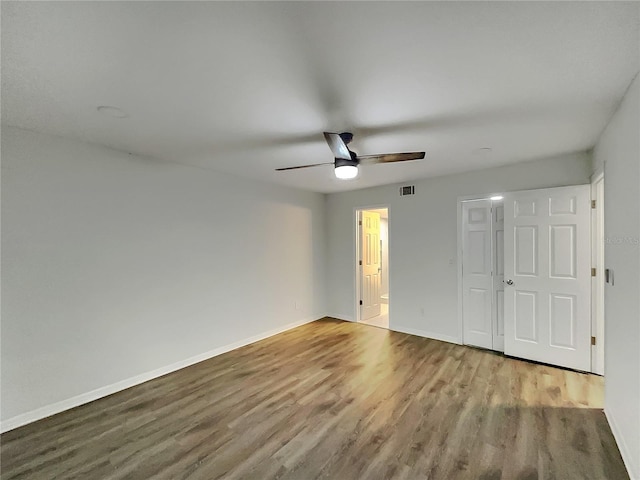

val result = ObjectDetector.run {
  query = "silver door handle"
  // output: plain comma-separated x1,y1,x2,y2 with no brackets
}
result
505,279,514,286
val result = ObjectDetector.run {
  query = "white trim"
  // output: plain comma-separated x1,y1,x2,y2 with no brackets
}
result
354,207,361,323
391,324,462,345
0,316,320,434
457,198,465,344
605,408,639,480
590,172,605,375
590,166,604,184
327,314,355,322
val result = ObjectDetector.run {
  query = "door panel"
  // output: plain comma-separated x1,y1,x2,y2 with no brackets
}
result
468,231,488,273
550,195,576,215
549,225,576,278
504,185,591,371
515,199,537,217
549,294,576,348
469,287,491,333
462,200,493,349
515,226,538,275
496,291,505,336
361,211,381,320
515,290,537,342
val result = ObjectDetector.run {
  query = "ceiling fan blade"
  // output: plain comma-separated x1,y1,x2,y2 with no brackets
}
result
358,152,426,164
275,162,333,171
323,132,352,160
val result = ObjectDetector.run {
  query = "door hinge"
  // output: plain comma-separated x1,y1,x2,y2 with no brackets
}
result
359,300,363,306
359,260,362,266
591,336,596,346
591,267,596,277
591,200,596,209
359,220,362,226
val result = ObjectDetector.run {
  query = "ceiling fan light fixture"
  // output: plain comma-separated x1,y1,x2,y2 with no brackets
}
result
275,131,424,177
335,165,358,179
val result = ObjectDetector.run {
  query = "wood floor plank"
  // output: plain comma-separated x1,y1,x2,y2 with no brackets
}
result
0,318,629,479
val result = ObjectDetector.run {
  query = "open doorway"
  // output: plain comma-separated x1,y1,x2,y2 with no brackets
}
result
356,207,389,329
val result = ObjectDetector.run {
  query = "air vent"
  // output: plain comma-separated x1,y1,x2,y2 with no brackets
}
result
400,185,415,196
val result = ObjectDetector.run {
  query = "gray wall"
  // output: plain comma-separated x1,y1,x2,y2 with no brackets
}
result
1,127,327,428
594,73,640,479
326,152,592,343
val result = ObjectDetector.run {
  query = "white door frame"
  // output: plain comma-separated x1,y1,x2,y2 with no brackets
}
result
354,204,391,324
591,168,605,375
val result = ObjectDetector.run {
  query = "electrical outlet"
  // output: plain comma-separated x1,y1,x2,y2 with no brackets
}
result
294,301,300,310
420,307,425,316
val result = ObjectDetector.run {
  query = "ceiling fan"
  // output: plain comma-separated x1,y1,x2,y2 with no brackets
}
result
276,132,425,179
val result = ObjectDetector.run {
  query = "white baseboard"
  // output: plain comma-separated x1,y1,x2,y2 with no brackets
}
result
327,317,462,345
605,408,639,480
0,316,320,434
326,314,355,322
390,324,462,345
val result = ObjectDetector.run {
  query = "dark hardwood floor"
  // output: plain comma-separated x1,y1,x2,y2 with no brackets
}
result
0,318,628,479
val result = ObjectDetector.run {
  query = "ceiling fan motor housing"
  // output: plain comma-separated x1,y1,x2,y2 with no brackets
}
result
339,132,354,145
335,157,358,168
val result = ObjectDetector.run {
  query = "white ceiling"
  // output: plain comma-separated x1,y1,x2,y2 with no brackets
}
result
2,2,638,193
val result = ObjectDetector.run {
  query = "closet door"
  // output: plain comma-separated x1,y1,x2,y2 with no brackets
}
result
503,185,591,371
462,199,493,349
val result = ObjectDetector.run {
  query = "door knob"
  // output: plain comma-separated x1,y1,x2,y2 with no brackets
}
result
505,279,514,286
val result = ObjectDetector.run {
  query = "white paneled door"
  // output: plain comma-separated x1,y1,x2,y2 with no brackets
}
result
504,185,591,371
462,200,493,349
360,210,382,321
